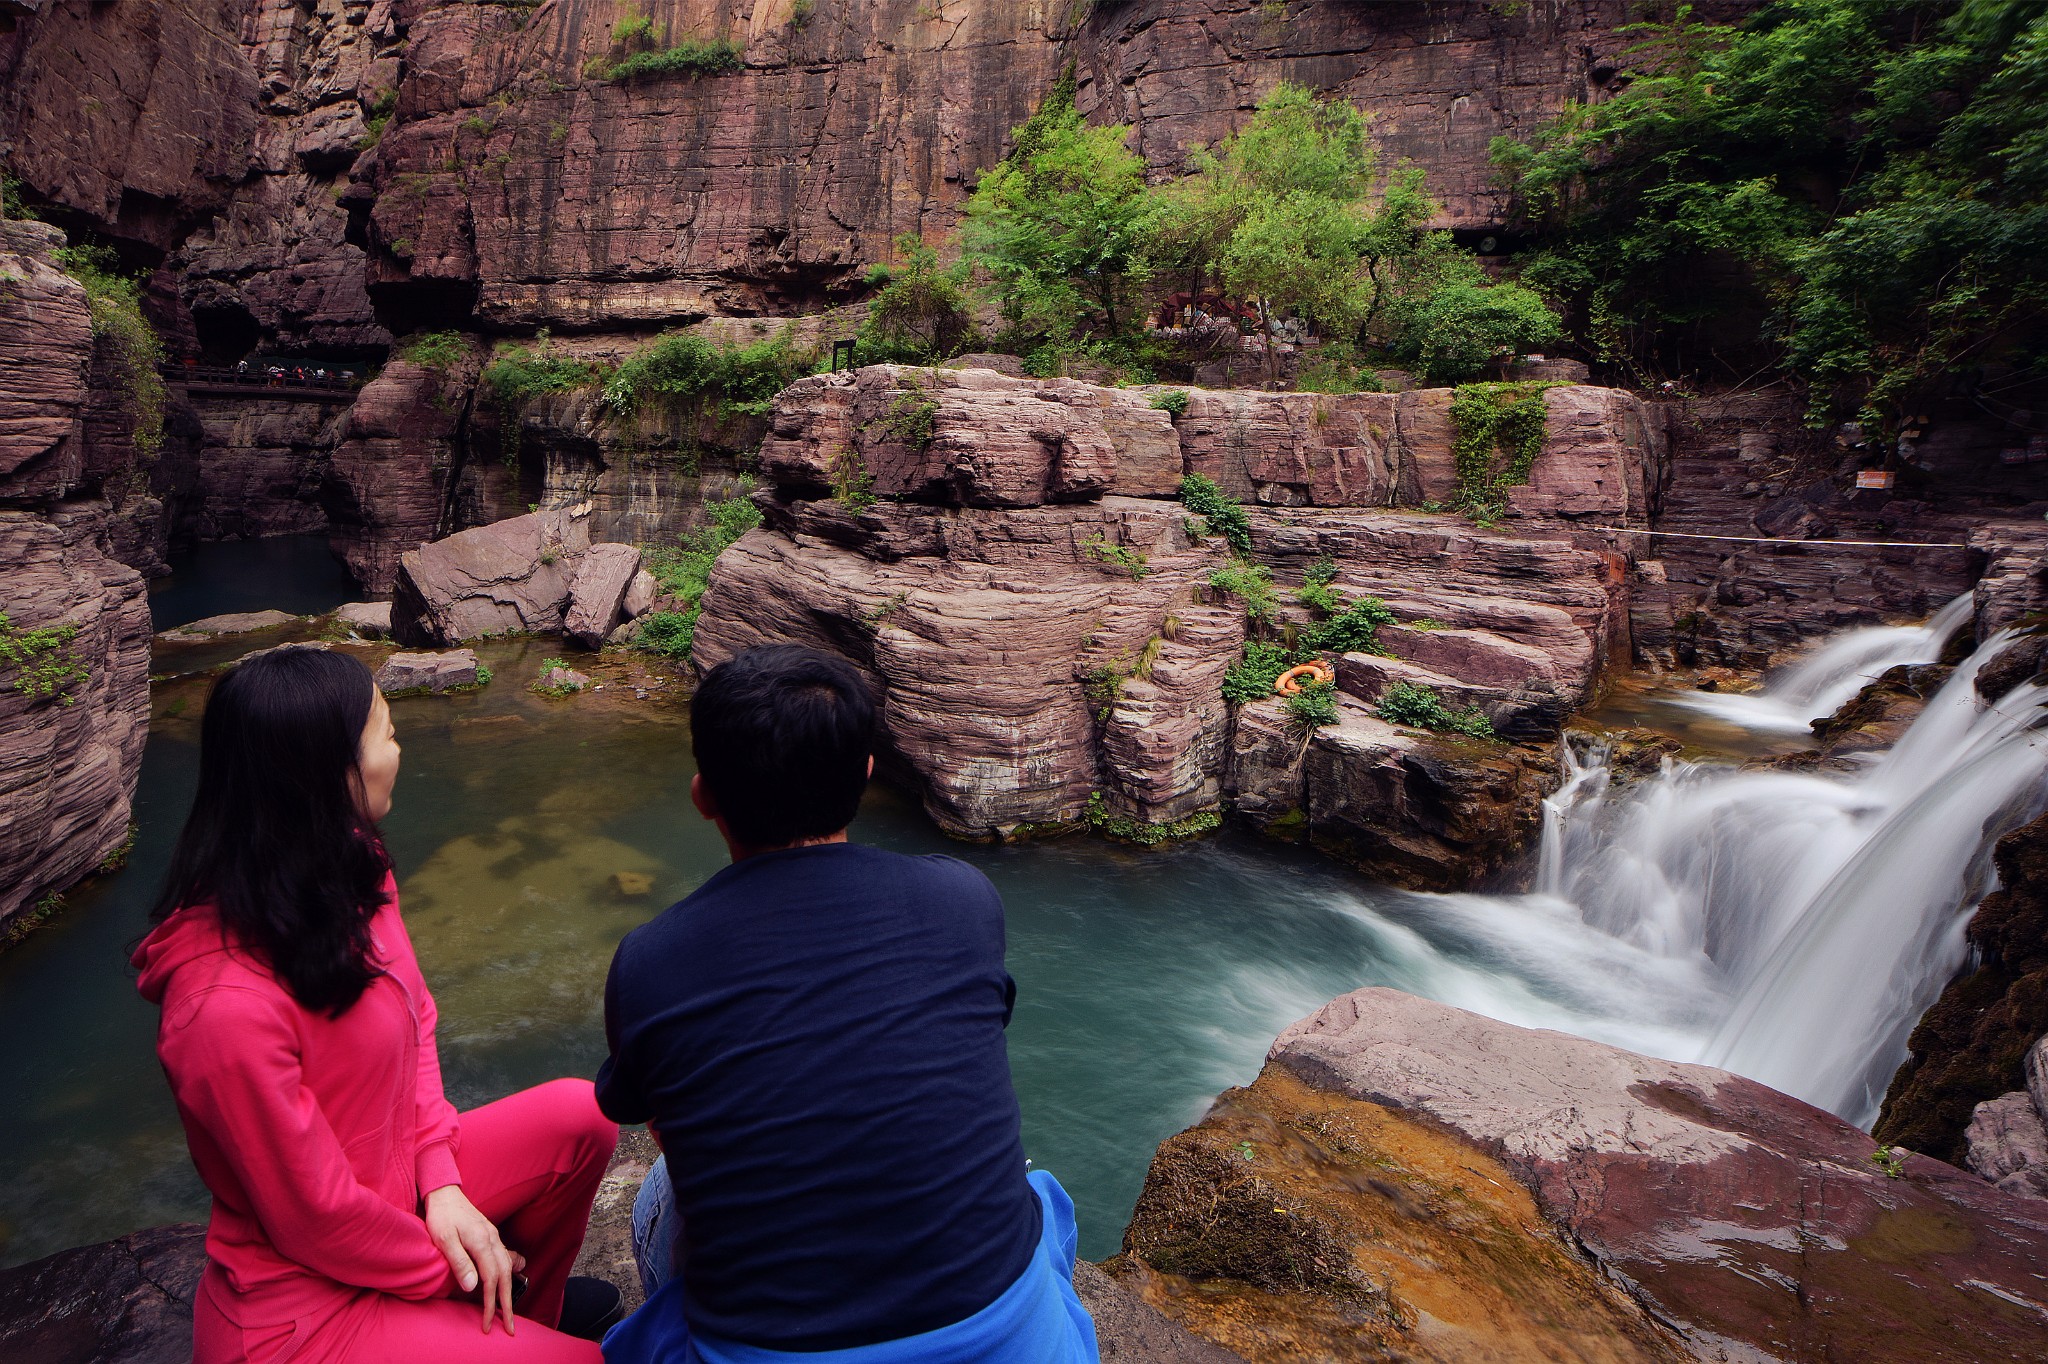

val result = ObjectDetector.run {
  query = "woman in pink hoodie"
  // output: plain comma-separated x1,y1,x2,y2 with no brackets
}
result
133,647,618,1363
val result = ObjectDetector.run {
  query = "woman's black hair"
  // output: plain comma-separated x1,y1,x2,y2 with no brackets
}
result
153,646,392,1016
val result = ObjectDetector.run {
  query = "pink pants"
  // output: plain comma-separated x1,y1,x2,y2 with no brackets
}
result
198,1078,617,1364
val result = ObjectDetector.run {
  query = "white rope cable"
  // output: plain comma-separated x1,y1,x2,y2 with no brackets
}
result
1571,526,1973,550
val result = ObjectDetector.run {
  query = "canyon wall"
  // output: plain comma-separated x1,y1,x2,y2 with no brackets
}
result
0,220,152,935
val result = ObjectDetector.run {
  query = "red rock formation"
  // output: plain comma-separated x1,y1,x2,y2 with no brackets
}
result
329,345,484,591
1114,988,2048,1361
696,366,1637,881
0,221,152,934
390,505,594,645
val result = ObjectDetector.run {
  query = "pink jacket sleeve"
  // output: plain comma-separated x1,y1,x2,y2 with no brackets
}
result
376,895,464,1196
164,984,458,1299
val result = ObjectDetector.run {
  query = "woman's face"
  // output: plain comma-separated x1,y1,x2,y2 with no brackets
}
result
355,688,401,822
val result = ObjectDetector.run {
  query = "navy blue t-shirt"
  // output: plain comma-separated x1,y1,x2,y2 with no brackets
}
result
594,843,1042,1350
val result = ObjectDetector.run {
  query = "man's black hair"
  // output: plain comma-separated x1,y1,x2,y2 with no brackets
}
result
692,644,875,848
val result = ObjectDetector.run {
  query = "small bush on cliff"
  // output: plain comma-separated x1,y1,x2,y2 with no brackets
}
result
593,37,743,82
1208,561,1277,625
1150,388,1190,417
1284,678,1340,732
1221,640,1298,703
1179,474,1251,556
1376,679,1495,739
53,243,166,461
636,491,764,660
482,331,602,463
1396,278,1563,385
398,330,471,371
1084,535,1149,579
858,235,977,363
1299,595,1393,655
1295,556,1341,616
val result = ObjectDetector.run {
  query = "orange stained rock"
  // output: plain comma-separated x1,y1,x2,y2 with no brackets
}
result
1106,1066,1685,1364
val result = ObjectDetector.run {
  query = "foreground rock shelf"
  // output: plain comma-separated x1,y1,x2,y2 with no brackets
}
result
13,989,2047,1362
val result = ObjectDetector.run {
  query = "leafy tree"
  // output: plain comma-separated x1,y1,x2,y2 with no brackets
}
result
1148,82,1442,379
961,70,1154,348
1493,0,2048,424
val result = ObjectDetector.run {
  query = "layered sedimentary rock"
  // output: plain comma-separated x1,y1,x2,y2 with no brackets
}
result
390,506,594,645
1109,988,2048,1362
697,366,1648,885
0,221,152,934
329,346,486,592
172,393,349,542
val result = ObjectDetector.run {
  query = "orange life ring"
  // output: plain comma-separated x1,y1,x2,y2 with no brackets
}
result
1274,663,1334,696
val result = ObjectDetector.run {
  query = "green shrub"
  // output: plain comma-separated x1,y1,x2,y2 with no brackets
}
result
398,330,470,371
1396,280,1563,386
596,37,742,82
1179,473,1251,556
1221,640,1297,703
603,326,812,425
1284,678,1339,732
481,332,602,461
1084,535,1149,579
1294,352,1386,394
612,12,657,49
1376,679,1495,738
53,244,165,460
857,236,976,363
867,379,939,449
635,491,763,661
1082,791,1223,846
1300,595,1393,655
1295,556,1343,615
1150,388,1190,417
1208,561,1277,624
829,446,876,511
635,608,698,659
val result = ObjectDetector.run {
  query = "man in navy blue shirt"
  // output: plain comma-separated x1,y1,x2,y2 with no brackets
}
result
595,644,1096,1362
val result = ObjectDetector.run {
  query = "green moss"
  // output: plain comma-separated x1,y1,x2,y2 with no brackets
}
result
0,610,86,705
1084,792,1223,846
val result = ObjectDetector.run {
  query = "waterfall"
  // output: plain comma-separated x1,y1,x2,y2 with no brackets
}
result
1667,592,1977,734
1371,598,2048,1130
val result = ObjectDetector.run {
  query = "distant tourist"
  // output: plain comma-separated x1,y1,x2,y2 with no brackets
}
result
133,647,623,1362
598,644,1099,1363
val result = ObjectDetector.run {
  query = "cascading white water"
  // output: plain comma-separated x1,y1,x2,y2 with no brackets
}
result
1335,598,2048,1130
1667,592,1977,734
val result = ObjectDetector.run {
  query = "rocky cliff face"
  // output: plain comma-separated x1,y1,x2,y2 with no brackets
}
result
0,221,152,935
1111,988,2048,1362
693,363,1652,886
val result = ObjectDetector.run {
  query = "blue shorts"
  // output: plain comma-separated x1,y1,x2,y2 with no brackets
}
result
603,1169,1099,1364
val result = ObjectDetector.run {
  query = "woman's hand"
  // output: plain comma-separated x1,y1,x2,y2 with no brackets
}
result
424,1184,527,1335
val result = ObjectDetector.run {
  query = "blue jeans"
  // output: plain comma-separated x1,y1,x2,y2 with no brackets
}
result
630,1154,677,1301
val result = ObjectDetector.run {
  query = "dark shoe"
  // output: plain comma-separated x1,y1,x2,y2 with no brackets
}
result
558,1276,625,1341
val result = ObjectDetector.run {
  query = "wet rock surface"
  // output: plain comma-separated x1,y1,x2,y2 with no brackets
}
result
1117,988,2048,1363
1880,809,2048,1166
154,609,300,643
0,1223,205,1364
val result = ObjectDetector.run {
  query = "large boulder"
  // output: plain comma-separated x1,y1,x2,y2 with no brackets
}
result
1110,988,2048,1362
390,508,593,646
373,648,481,695
564,542,644,650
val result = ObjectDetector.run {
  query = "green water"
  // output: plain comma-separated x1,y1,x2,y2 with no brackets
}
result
0,539,1578,1269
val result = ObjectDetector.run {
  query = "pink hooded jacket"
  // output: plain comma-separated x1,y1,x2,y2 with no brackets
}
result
132,874,464,1331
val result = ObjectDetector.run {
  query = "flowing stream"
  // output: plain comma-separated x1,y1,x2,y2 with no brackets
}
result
1,547,2041,1269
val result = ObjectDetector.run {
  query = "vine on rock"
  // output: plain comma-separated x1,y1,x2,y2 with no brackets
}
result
53,244,165,461
1447,381,1559,524
0,610,87,706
